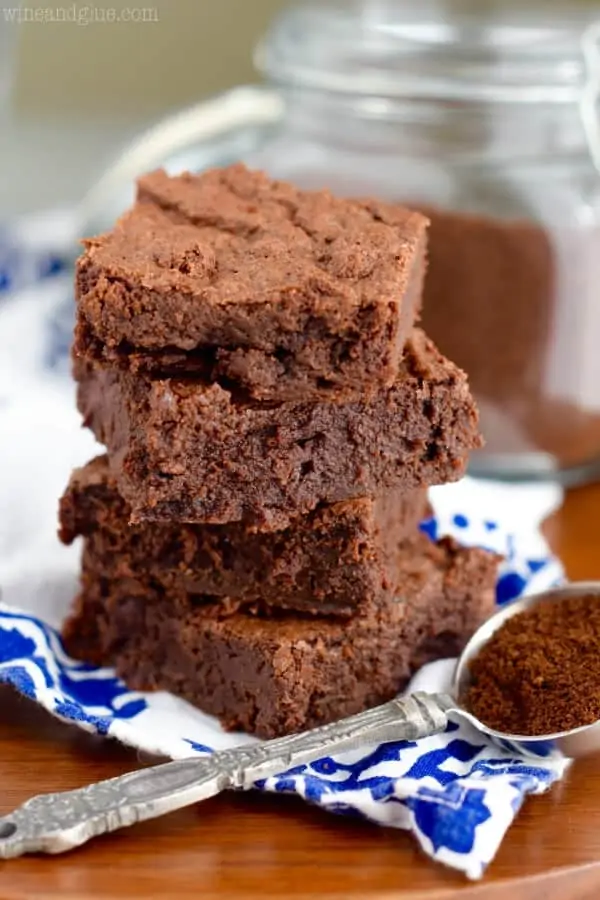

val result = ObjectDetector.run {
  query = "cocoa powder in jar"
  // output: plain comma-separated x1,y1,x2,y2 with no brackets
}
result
418,206,600,470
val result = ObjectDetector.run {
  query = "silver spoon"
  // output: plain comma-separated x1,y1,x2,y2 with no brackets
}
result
0,581,597,860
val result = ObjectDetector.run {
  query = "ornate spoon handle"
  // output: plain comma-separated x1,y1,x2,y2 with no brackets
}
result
0,691,453,858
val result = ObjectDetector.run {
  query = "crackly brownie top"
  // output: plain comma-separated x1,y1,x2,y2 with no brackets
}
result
78,164,428,310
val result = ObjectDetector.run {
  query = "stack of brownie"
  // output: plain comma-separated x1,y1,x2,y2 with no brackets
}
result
59,164,499,738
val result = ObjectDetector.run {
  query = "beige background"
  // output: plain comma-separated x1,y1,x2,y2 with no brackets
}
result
15,0,287,115
2,0,288,213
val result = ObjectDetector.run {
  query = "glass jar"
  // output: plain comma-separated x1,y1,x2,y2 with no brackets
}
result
79,0,600,484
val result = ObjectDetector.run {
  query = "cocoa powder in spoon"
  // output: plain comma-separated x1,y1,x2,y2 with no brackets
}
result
465,594,600,735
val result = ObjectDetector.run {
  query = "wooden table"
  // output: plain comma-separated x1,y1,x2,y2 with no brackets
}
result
2,484,600,899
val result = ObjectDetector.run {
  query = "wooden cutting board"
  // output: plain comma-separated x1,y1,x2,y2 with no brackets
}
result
1,482,600,900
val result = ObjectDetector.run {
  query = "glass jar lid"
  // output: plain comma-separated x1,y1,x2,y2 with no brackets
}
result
256,0,600,103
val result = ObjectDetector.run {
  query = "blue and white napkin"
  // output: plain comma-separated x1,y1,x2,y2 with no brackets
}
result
0,242,568,879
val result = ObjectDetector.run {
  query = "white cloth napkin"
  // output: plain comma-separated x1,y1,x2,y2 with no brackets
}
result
0,276,569,879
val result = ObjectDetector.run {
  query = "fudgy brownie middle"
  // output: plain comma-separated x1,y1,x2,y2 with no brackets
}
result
75,329,482,529
75,164,428,402
62,532,500,738
59,455,430,617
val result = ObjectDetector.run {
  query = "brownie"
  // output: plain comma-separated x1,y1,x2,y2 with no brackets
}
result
62,533,499,738
74,164,428,402
59,455,430,617
75,329,482,529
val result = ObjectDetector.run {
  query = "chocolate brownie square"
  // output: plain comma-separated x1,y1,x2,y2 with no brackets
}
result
74,164,428,401
59,455,430,617
62,532,499,738
74,329,481,529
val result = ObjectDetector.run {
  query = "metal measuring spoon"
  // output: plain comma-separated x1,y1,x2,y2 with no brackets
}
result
0,581,597,860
